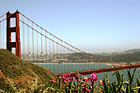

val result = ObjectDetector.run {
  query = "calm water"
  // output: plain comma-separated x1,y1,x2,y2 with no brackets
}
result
38,63,140,83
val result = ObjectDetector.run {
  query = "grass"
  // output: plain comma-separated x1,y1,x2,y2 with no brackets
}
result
0,49,56,92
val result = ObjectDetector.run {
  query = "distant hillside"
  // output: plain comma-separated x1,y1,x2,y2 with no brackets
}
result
0,49,56,92
124,48,140,53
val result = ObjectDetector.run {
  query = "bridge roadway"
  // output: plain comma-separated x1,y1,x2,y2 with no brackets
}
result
56,63,140,77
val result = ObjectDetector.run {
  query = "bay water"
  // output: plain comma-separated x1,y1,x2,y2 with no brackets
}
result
38,63,140,83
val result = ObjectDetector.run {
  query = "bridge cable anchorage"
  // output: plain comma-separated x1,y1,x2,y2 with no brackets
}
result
19,12,112,63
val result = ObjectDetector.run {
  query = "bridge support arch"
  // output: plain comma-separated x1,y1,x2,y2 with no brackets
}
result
6,10,21,58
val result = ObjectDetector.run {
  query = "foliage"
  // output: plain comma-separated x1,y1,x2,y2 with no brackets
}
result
0,69,140,93
0,49,56,91
102,68,140,93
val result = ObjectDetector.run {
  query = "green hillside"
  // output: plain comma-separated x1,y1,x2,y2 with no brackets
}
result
124,48,140,53
0,49,56,92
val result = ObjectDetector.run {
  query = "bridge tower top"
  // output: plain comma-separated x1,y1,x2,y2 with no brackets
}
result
6,10,21,58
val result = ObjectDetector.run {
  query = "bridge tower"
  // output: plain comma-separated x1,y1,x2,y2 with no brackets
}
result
6,10,21,58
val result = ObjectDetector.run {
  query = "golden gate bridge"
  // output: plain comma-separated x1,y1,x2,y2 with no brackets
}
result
0,10,140,76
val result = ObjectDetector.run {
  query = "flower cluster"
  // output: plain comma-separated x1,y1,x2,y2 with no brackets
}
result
49,72,99,92
61,73,71,85
86,73,98,83
59,72,98,93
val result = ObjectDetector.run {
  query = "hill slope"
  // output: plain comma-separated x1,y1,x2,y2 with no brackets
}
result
0,49,55,92
124,48,140,53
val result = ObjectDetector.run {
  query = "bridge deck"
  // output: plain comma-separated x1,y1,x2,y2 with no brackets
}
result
56,63,140,77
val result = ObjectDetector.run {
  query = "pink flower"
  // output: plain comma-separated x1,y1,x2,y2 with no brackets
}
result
66,73,70,77
100,80,103,85
86,77,92,82
91,73,98,82
62,81,64,86
59,76,61,78
79,73,82,76
50,79,56,83
91,73,98,79
68,78,72,82
53,80,56,83
43,90,46,93
86,89,90,92
62,78,67,82
63,73,70,78
73,77,77,81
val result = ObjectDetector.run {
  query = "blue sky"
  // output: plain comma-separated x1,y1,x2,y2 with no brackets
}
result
0,0,140,53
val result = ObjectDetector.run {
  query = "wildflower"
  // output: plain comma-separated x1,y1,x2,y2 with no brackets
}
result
53,80,56,83
43,90,46,93
73,77,77,81
79,73,82,76
91,73,98,82
91,73,98,79
86,77,92,82
62,78,67,82
59,76,61,78
100,80,103,85
62,73,70,78
68,78,72,82
86,89,90,92
66,73,70,77
50,79,56,83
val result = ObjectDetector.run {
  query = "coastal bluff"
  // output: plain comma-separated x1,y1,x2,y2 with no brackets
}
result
0,49,55,92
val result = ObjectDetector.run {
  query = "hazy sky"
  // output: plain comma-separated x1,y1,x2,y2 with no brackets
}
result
0,0,140,53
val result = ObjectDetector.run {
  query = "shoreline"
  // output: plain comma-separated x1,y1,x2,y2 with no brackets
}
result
33,62,128,66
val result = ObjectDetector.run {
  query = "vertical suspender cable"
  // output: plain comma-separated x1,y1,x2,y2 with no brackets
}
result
49,38,52,72
53,37,55,74
32,23,34,63
64,45,66,73
61,41,63,73
1,21,3,49
22,17,25,60
57,39,59,74
63,42,65,73
37,28,38,63
41,29,43,62
45,32,47,63
28,25,29,61
67,46,69,72
3,19,6,48
88,54,89,71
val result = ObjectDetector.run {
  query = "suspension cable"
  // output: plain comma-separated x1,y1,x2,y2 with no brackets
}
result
19,12,112,63
19,19,97,62
0,13,6,19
